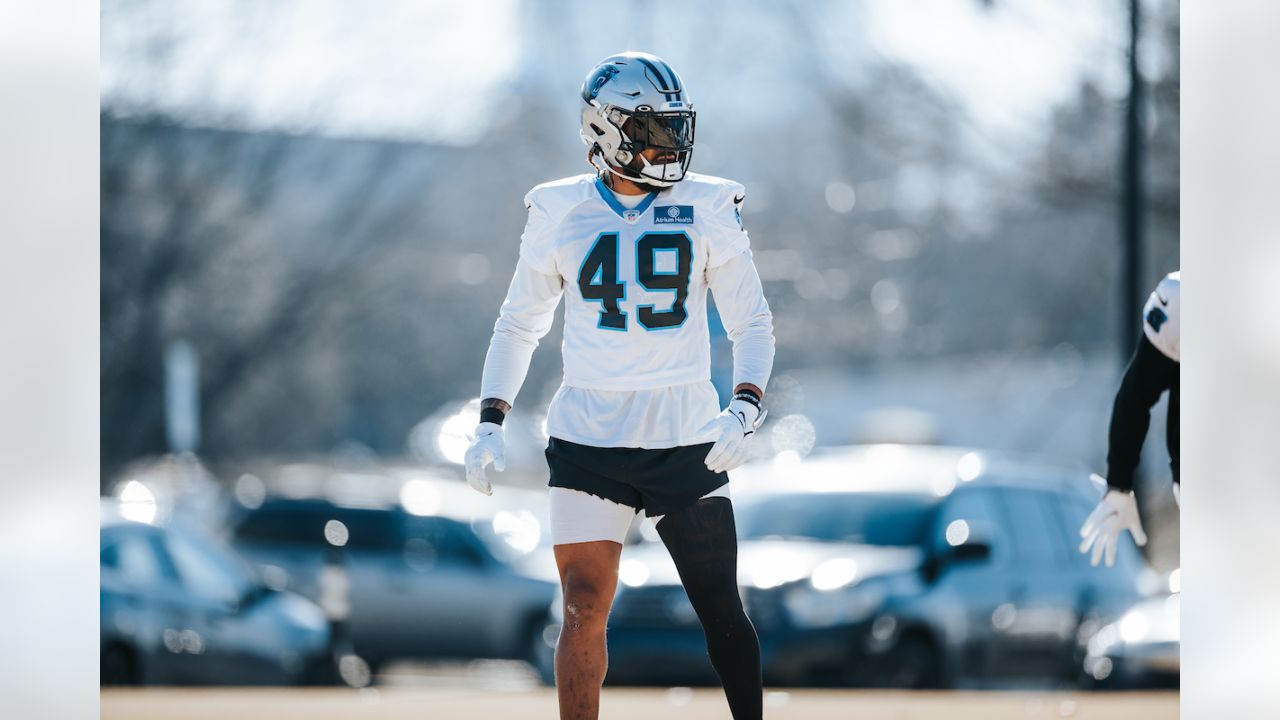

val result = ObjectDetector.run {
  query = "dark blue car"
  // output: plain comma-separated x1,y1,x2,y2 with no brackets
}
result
588,445,1155,688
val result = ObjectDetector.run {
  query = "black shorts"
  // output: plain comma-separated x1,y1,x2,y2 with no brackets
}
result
545,437,728,518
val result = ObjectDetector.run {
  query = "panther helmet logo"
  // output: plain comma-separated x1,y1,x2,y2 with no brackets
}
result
587,65,620,100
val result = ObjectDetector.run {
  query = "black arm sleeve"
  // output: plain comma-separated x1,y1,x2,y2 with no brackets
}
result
1105,334,1179,491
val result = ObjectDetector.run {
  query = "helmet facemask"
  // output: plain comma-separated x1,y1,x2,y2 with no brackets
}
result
618,109,695,186
584,105,696,188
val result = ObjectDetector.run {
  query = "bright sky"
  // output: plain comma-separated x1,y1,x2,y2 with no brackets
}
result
101,0,522,144
100,0,1136,146
865,0,1130,141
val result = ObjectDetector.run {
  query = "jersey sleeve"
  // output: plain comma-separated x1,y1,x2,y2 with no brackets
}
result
706,252,775,392
1141,273,1180,362
519,189,560,276
704,182,751,270
479,258,565,405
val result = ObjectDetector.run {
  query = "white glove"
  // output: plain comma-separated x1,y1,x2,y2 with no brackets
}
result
701,399,764,474
1079,477,1148,568
463,422,505,496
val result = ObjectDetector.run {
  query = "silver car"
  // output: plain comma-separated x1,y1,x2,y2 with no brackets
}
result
227,488,556,679
1083,576,1179,688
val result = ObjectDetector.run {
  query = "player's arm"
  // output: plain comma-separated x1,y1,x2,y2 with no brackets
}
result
466,196,565,495
478,258,564,416
703,250,775,472
708,252,775,400
1104,334,1179,493
1079,333,1177,567
466,259,563,495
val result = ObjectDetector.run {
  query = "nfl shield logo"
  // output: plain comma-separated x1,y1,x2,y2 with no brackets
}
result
623,209,641,224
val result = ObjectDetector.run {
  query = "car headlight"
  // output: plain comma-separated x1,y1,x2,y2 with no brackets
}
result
783,581,886,630
1119,609,1149,643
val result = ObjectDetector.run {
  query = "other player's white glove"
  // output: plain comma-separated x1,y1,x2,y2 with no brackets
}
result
701,399,764,474
1079,476,1148,568
463,422,505,496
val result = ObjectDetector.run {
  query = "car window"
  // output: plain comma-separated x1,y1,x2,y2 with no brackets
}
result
736,492,937,546
933,487,1008,565
403,517,487,568
101,539,119,569
998,488,1067,565
165,530,254,604
235,505,400,551
234,508,320,545
102,530,179,587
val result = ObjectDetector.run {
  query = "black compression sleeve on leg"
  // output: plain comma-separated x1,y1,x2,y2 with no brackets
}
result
656,497,762,720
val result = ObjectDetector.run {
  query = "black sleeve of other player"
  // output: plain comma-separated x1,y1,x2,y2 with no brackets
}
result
1105,334,1179,492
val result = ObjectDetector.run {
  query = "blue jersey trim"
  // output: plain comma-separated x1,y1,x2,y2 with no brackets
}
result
594,177,658,221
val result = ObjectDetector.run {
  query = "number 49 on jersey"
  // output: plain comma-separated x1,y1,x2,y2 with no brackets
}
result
578,231,692,331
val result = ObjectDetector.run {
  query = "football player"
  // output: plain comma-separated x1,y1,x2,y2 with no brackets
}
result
1080,271,1180,567
464,52,774,720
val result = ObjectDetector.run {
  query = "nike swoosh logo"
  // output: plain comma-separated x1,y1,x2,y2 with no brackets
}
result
623,91,642,97
1156,292,1169,306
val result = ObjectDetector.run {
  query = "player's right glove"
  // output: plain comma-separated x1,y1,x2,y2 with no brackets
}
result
701,399,765,474
1078,476,1148,568
463,422,505,496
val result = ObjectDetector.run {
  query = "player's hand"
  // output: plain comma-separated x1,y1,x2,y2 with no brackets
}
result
1079,477,1147,568
463,422,505,496
701,399,764,474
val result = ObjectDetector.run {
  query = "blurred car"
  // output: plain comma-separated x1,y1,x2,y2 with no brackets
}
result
227,487,557,680
100,504,331,685
591,445,1154,688
1082,571,1179,689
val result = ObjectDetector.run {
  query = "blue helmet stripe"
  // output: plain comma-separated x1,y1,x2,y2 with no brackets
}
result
658,60,681,95
635,57,671,93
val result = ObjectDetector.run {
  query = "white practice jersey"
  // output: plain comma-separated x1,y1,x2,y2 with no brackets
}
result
480,172,774,448
1142,271,1180,362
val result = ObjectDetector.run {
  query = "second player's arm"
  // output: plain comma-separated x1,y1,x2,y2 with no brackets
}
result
1104,334,1178,492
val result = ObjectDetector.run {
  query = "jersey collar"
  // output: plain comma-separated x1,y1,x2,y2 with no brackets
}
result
595,176,659,222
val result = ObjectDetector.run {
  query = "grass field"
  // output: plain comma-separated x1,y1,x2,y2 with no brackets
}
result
102,687,1178,720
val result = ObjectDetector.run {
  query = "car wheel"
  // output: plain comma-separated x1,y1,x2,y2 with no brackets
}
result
526,618,556,687
880,634,943,689
101,643,140,686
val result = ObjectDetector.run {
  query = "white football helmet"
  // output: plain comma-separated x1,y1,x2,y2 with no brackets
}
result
579,52,695,187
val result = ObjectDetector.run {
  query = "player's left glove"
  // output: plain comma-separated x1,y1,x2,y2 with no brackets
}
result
1079,476,1148,568
701,399,765,474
